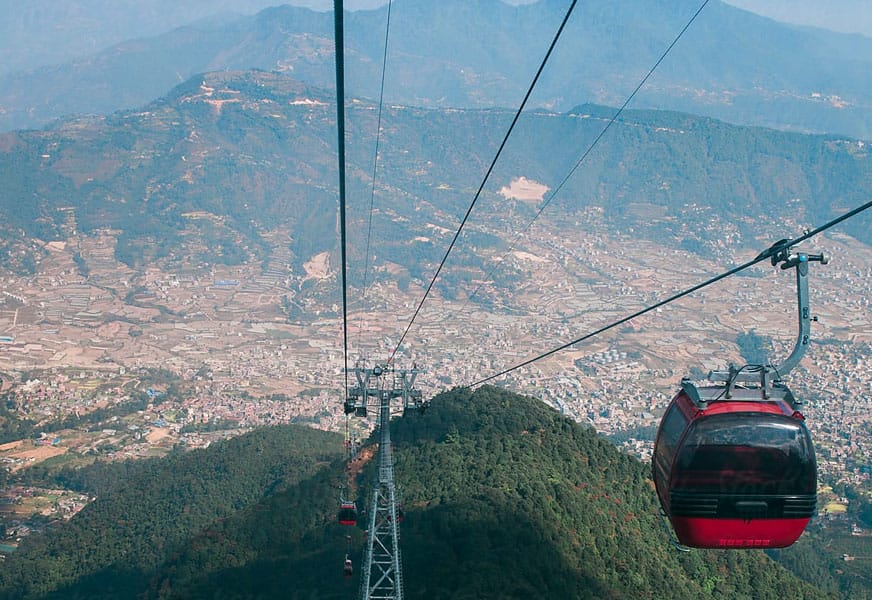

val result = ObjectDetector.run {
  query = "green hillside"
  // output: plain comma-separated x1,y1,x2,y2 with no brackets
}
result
0,386,863,599
393,387,832,599
119,388,839,598
0,425,344,599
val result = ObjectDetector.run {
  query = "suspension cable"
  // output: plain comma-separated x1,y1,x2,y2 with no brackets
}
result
455,0,711,314
468,199,872,387
334,0,350,395
356,0,394,350
388,0,580,364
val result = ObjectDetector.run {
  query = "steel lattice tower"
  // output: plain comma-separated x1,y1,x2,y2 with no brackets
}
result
345,364,425,600
360,391,403,600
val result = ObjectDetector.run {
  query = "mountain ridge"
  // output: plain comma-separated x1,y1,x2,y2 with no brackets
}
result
1,69,869,281
1,0,871,138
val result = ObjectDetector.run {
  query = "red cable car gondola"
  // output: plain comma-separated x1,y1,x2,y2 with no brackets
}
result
654,246,827,549
653,381,816,548
338,501,357,526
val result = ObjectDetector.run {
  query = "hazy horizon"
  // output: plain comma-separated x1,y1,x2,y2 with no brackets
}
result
291,0,872,38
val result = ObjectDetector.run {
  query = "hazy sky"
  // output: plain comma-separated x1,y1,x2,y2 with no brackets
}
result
300,0,872,38
722,0,872,36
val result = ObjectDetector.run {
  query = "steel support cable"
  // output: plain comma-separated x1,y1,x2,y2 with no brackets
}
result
356,0,394,350
387,0,579,364
453,0,712,316
334,0,350,395
468,199,872,387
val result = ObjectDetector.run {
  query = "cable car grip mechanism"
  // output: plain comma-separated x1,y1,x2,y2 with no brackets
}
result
698,244,828,407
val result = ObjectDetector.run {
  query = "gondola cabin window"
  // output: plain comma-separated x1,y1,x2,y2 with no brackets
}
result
673,414,816,497
653,401,689,507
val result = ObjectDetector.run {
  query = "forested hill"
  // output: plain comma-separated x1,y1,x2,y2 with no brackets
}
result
392,387,831,599
0,425,344,600
0,387,852,598
5,386,825,599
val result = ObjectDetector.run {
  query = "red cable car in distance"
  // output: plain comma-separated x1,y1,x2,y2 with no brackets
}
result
338,501,357,526
654,246,827,549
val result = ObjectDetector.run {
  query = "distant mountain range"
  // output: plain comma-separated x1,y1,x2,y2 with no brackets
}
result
0,70,869,283
1,0,871,138
0,0,284,77
2,386,862,598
